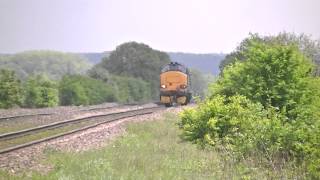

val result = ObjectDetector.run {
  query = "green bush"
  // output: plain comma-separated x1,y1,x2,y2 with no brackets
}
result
180,38,320,178
181,95,320,178
180,95,265,147
0,69,23,108
219,33,320,76
108,75,151,103
211,41,313,114
24,75,59,108
59,75,117,106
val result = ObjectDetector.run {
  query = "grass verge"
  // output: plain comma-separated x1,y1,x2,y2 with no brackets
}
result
0,112,301,179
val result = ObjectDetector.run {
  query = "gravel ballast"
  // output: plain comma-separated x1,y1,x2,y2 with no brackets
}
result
0,105,187,175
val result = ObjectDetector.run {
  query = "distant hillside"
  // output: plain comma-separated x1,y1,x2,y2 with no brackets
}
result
78,52,110,64
0,51,92,80
1,50,225,78
168,52,225,75
79,52,225,76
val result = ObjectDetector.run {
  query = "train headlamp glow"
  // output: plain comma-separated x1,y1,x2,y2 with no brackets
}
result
161,84,166,88
180,84,187,89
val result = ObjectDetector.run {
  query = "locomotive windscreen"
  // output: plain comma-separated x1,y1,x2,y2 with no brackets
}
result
161,62,188,74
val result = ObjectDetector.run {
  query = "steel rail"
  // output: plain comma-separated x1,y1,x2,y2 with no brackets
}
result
0,106,160,140
0,106,164,154
0,113,54,121
0,104,122,122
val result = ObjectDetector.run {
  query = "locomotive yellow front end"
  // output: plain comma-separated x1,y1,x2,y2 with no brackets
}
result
160,62,191,107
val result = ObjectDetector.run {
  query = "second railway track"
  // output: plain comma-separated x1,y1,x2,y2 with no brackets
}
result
0,106,164,154
0,104,122,122
0,104,141,134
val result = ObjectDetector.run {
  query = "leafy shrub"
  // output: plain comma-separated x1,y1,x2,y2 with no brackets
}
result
181,95,320,178
24,75,59,108
180,38,320,178
180,95,265,147
59,75,117,106
211,41,313,114
108,75,151,103
219,33,320,75
0,69,22,108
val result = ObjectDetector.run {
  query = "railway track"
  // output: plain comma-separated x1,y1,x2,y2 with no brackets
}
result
0,104,121,122
0,106,164,154
0,112,54,121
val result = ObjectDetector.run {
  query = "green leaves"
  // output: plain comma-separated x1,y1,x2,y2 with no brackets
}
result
213,42,313,114
107,75,151,103
0,69,22,108
24,75,59,108
59,75,117,106
180,36,320,178
180,95,263,147
94,42,170,99
219,33,320,76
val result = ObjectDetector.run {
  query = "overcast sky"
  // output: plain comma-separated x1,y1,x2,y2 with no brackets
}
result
0,0,319,53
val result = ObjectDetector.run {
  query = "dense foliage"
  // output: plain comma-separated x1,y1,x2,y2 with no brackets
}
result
180,37,320,178
108,75,151,103
94,42,170,99
0,72,120,108
0,69,23,108
214,41,314,116
219,32,320,75
88,66,152,103
0,50,92,80
24,75,59,108
59,75,117,106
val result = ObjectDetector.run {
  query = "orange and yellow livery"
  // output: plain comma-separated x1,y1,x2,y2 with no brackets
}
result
160,62,191,107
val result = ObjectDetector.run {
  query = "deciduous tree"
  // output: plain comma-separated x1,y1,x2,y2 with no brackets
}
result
0,69,22,108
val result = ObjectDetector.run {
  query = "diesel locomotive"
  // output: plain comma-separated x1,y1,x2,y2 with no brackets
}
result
160,62,191,107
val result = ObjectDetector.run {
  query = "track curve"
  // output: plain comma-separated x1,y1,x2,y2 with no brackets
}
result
0,106,164,154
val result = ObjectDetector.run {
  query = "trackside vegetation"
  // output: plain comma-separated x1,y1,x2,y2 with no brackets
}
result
59,75,117,106
0,71,151,108
0,69,23,108
24,75,59,108
0,113,304,179
179,35,320,178
0,42,213,108
108,75,152,103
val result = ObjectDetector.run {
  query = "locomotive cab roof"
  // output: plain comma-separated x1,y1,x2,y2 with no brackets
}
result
161,62,189,74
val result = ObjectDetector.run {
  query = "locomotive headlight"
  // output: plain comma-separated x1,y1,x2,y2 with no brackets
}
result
180,84,187,89
161,84,166,88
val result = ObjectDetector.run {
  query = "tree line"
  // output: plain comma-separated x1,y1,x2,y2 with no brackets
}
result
0,41,212,108
0,71,112,108
0,50,91,80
